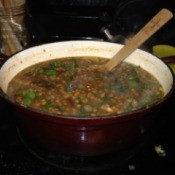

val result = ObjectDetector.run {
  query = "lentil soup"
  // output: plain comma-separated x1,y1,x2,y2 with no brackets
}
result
7,57,164,117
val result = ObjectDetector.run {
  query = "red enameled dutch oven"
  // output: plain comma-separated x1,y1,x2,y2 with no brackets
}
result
0,41,175,156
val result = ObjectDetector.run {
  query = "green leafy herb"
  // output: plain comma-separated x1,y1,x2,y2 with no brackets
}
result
70,58,78,69
44,69,58,76
127,72,138,80
76,110,89,117
22,89,36,106
140,82,148,90
103,84,115,90
65,74,73,81
101,93,109,102
18,89,27,95
51,61,61,68
65,58,78,70
56,105,66,111
42,101,52,109
128,80,139,88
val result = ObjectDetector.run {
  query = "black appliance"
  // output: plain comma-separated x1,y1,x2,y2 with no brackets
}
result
1,0,175,174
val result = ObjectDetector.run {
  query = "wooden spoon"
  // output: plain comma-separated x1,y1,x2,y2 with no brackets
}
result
105,8,173,71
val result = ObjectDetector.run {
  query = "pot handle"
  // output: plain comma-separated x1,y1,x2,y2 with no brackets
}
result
161,56,175,74
0,53,8,68
0,54,8,97
161,55,175,64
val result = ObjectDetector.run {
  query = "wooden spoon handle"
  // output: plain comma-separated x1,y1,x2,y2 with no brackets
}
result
105,8,173,71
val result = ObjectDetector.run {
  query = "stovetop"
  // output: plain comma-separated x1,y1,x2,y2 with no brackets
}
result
1,1,175,174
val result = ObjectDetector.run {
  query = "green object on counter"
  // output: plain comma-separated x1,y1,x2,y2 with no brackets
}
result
152,44,175,73
169,63,175,73
152,44,175,58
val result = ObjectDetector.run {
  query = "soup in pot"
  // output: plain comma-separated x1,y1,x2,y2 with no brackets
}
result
7,56,164,117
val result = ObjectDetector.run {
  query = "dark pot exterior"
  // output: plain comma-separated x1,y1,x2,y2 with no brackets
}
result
11,101,156,156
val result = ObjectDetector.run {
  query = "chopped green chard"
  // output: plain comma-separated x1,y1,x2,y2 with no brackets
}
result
127,72,138,80
22,89,36,106
7,57,164,117
42,101,53,109
44,69,58,76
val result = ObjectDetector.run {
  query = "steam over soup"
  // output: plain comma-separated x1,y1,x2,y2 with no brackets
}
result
7,57,164,117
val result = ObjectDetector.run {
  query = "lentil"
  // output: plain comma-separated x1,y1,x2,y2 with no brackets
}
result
7,56,164,117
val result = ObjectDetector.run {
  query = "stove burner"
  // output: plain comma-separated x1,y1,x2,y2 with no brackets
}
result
17,128,149,174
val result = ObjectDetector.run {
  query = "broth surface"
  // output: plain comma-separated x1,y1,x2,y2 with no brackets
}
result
7,57,164,117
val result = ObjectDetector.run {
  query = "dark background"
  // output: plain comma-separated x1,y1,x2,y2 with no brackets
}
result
25,0,175,49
